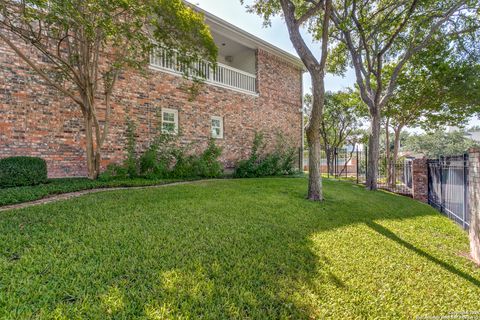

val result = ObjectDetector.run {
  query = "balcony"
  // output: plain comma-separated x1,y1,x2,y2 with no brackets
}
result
150,48,257,95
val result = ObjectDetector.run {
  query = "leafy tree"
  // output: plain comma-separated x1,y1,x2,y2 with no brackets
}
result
320,90,365,174
384,40,480,186
329,0,479,190
404,130,478,158
0,0,217,179
245,0,333,201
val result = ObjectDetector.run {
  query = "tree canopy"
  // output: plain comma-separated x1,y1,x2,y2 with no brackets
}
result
404,130,478,158
328,0,479,189
386,38,480,132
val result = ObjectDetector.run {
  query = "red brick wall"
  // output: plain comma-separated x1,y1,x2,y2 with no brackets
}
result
412,158,428,203
468,148,480,264
0,39,303,177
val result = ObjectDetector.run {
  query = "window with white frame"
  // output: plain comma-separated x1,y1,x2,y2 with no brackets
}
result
211,116,224,139
162,108,178,134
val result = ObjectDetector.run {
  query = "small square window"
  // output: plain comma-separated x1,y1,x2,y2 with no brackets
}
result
211,116,224,139
163,112,175,122
162,108,178,134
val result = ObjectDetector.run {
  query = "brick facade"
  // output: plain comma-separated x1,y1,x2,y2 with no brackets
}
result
468,148,480,265
412,158,428,203
0,38,303,177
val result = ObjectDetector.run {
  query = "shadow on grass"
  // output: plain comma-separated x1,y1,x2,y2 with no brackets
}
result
366,221,480,288
0,178,478,318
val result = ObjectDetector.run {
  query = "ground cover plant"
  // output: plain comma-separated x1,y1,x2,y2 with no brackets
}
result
0,178,479,319
0,177,182,207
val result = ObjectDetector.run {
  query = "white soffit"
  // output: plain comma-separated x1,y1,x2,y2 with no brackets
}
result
193,6,306,71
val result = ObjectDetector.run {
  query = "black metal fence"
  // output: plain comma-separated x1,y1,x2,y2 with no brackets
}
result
376,158,413,196
354,147,413,196
304,146,414,196
304,147,471,230
427,154,469,230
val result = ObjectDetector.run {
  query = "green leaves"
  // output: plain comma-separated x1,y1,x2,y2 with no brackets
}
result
151,0,217,65
405,130,478,157
386,37,480,130
319,90,366,149
0,0,217,82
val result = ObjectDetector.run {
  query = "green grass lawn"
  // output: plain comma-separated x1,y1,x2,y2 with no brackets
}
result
0,178,479,319
0,177,185,207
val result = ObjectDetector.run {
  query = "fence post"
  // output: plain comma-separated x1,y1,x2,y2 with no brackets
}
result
463,153,468,230
356,146,359,184
440,156,444,214
412,158,429,203
468,148,480,265
334,147,338,178
365,146,368,180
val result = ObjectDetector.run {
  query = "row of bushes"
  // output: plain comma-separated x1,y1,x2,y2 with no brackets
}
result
234,132,298,178
100,121,224,180
0,127,298,188
102,121,298,181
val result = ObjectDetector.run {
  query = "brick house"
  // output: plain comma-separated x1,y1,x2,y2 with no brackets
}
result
0,6,305,178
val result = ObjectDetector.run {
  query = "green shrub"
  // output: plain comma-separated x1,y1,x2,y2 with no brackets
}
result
234,132,297,178
234,132,264,178
0,156,48,187
99,164,128,181
105,119,224,180
196,139,223,178
153,140,223,179
139,145,168,179
170,149,194,178
255,153,282,176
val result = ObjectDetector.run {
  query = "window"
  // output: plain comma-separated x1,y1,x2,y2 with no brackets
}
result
162,108,178,134
211,116,224,139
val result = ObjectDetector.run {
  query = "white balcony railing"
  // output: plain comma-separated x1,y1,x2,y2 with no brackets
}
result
149,48,257,95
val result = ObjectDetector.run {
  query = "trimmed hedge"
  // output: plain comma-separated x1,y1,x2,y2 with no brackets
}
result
0,157,48,188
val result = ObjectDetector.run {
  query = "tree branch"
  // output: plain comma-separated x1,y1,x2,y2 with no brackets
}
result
296,0,324,26
381,0,466,106
0,31,84,108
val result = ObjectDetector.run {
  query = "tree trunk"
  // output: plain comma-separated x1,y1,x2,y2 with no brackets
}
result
279,0,331,201
305,76,325,201
307,130,323,200
84,115,101,180
325,146,334,176
391,126,402,189
385,118,392,187
366,108,381,190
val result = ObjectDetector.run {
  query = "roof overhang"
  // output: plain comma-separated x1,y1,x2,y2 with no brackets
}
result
188,3,307,72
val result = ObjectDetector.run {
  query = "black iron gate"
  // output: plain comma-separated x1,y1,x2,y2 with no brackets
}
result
427,154,469,230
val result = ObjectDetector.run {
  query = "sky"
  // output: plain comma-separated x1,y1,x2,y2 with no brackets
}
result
187,0,479,130
187,0,357,93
